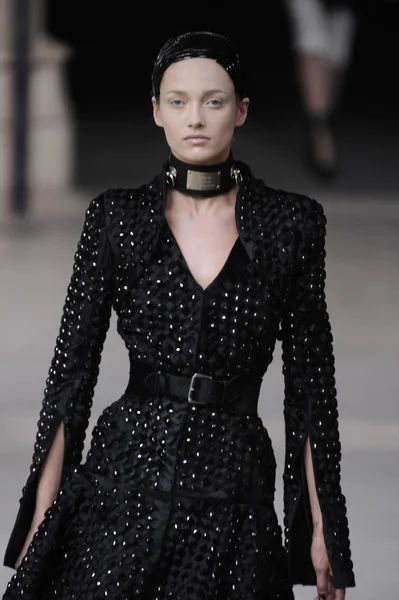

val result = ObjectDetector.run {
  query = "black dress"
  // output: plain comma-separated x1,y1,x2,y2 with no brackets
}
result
2,161,355,599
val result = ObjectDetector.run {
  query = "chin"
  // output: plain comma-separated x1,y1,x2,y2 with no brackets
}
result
179,146,227,166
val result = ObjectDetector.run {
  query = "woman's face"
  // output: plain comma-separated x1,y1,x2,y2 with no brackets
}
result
152,57,249,165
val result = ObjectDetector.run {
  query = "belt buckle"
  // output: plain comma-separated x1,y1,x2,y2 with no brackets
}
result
188,372,212,404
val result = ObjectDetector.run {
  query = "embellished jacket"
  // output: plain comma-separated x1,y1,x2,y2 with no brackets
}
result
3,161,355,589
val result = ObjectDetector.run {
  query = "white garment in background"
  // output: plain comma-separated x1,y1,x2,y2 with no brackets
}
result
286,0,357,67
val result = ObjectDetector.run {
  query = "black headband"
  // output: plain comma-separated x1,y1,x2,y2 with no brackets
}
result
151,31,246,101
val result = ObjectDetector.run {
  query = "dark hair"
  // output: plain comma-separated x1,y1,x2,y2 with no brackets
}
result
151,31,247,102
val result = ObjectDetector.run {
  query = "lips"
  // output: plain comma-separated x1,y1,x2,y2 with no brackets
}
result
184,135,210,140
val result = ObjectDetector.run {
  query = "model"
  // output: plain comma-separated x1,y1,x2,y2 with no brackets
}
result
2,31,355,600
285,0,358,178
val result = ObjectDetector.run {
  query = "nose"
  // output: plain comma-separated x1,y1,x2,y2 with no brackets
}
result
187,102,205,129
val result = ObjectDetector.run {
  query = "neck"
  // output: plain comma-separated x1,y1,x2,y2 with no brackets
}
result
167,184,238,216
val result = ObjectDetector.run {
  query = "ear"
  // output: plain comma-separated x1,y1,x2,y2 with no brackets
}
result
235,97,250,128
152,96,163,128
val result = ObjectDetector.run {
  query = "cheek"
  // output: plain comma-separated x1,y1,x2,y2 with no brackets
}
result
212,110,237,136
159,113,179,137
164,109,183,125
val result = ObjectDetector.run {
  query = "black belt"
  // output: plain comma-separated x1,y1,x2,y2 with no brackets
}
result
125,361,262,415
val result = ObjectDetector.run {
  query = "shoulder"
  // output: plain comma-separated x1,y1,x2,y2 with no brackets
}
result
256,185,328,265
247,171,326,237
262,185,328,254
252,172,325,220
274,187,326,233
103,174,161,208
84,175,161,228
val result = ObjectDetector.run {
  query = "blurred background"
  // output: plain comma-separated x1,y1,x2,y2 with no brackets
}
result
0,1,398,598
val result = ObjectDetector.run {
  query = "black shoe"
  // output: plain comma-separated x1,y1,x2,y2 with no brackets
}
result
306,114,339,180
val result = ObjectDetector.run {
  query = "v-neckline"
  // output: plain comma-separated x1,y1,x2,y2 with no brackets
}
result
163,218,241,294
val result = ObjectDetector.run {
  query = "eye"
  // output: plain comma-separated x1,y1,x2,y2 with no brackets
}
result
170,99,184,107
207,98,223,107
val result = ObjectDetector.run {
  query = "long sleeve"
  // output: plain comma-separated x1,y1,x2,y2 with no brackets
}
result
3,193,113,569
281,198,355,588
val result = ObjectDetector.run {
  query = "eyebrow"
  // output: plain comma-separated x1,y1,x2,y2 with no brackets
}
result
163,89,228,96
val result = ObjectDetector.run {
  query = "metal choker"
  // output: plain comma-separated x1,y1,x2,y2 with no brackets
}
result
165,153,242,198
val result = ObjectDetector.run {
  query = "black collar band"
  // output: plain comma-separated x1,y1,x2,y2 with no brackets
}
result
166,153,236,198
